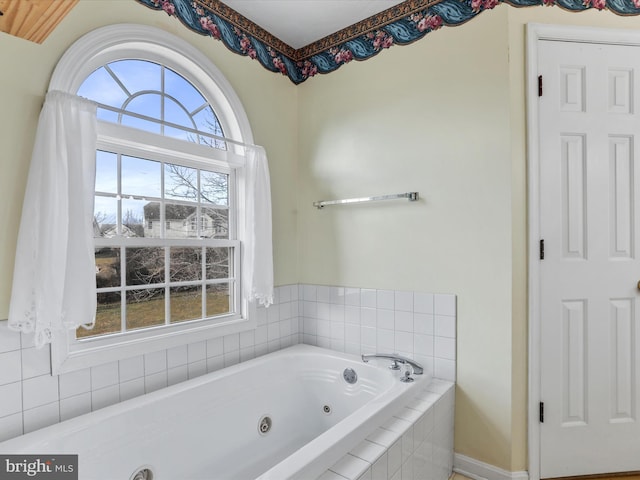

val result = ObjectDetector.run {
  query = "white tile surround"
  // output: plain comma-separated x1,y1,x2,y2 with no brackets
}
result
321,380,455,480
298,285,456,383
0,283,457,464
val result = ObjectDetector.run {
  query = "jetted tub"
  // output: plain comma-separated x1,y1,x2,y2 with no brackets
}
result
0,344,430,480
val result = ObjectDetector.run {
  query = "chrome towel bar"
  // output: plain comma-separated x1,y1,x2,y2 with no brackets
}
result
313,192,419,209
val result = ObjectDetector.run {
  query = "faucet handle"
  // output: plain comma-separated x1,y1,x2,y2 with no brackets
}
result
389,359,402,370
400,368,414,383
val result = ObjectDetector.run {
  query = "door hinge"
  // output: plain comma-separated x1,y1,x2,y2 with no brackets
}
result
540,402,545,423
538,75,543,96
539,239,545,260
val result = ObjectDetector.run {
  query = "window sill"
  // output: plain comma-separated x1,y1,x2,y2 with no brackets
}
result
51,304,256,375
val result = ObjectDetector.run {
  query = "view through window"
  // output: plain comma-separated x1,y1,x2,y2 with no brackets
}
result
77,59,237,339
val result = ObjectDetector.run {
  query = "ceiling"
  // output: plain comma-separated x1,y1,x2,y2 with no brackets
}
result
221,0,407,49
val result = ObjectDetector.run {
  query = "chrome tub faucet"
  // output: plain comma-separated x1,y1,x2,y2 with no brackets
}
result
361,353,424,376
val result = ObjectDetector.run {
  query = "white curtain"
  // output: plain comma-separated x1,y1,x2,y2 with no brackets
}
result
243,145,274,307
8,90,98,347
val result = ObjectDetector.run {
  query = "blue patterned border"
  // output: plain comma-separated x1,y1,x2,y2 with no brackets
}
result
137,0,640,84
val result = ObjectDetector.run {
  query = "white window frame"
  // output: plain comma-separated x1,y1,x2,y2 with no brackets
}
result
49,24,257,374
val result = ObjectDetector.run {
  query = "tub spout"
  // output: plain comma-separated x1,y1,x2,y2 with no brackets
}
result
361,353,424,375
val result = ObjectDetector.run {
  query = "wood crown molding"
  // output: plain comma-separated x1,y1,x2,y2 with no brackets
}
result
0,0,78,44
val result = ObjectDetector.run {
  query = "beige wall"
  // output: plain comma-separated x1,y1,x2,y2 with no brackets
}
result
4,0,640,474
297,5,640,473
297,8,517,469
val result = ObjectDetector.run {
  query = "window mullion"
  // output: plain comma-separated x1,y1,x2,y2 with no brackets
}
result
229,168,237,241
104,64,131,98
202,245,207,320
165,245,170,326
160,65,165,137
118,151,125,334
197,168,202,239
233,244,240,314
117,153,122,236
120,247,126,333
190,102,208,117
160,159,166,239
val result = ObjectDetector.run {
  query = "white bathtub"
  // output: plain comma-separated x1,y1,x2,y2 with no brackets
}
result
0,344,431,480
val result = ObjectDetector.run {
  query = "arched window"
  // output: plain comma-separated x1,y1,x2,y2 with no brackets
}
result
77,59,226,148
49,24,260,373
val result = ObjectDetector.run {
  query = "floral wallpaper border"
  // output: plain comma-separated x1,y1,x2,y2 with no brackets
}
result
138,0,640,84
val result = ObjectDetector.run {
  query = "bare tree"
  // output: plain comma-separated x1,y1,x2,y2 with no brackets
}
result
164,164,229,239
94,211,113,226
125,247,164,302
187,108,227,150
122,209,144,237
165,164,228,205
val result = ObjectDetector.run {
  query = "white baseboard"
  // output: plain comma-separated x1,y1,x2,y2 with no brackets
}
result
454,453,529,480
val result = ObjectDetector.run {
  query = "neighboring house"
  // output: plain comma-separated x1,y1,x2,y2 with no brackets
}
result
93,219,140,238
143,202,228,238
102,224,139,238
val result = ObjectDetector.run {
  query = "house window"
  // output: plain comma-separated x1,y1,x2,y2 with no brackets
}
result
80,59,236,339
48,24,257,374
87,147,235,339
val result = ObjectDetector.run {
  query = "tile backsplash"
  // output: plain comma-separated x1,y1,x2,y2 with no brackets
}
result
0,284,455,443
297,285,456,382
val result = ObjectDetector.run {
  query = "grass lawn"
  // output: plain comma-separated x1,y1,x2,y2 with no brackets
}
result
77,290,230,338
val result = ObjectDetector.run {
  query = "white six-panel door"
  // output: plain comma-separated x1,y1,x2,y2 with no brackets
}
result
538,38,640,478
